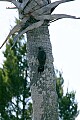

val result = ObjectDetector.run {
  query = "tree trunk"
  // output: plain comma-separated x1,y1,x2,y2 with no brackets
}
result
26,21,58,120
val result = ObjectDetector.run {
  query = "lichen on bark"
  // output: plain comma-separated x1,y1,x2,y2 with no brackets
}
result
26,21,58,120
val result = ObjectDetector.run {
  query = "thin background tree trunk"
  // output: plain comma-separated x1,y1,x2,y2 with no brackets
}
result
26,21,58,120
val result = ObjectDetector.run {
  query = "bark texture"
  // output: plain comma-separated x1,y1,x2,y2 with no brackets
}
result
27,21,58,120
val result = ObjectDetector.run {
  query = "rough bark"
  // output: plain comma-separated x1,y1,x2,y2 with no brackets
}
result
26,21,58,120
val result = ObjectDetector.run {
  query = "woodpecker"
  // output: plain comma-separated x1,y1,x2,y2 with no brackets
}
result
37,47,46,73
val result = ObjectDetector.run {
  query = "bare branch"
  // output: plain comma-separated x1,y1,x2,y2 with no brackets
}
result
12,0,21,9
23,0,38,15
20,0,30,10
32,0,75,16
0,0,21,9
0,17,29,49
0,0,12,2
11,20,44,48
6,7,17,9
0,24,21,49
34,14,80,21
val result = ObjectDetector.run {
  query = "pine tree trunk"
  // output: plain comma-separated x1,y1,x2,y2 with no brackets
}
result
26,21,58,120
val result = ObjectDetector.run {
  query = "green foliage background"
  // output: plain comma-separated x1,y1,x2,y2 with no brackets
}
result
0,34,79,120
